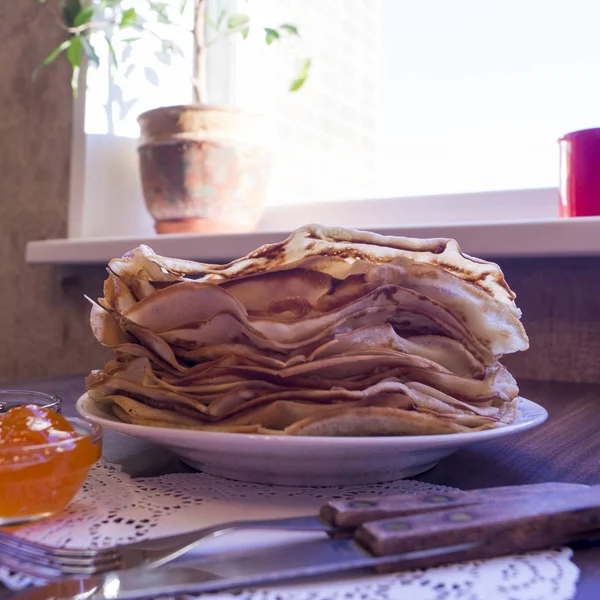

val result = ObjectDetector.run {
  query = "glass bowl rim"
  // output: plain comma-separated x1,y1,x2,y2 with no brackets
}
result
0,389,62,411
0,416,102,453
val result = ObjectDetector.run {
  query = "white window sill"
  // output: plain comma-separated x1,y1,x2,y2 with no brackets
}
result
26,216,600,265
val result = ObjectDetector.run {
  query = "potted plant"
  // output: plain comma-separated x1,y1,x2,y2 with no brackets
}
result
37,0,309,234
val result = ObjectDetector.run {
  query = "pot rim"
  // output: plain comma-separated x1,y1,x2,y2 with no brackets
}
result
137,104,263,123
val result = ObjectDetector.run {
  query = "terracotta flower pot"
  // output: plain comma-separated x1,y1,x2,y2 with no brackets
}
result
137,105,271,234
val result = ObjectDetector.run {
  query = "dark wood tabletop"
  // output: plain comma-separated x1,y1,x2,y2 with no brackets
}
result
3,374,600,599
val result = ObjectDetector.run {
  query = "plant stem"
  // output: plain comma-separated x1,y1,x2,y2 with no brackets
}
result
64,20,114,35
193,0,207,103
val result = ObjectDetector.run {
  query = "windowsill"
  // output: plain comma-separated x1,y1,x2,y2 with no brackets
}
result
26,216,600,265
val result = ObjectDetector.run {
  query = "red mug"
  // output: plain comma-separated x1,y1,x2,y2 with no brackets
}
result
559,127,600,217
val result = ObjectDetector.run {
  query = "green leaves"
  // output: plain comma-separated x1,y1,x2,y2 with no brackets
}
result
264,27,279,45
227,13,250,39
34,1,309,98
262,23,301,45
261,23,310,91
62,0,83,27
81,36,100,68
67,36,82,71
216,9,227,29
120,7,137,29
66,35,83,95
148,2,171,25
290,58,311,91
41,39,72,66
208,10,252,40
74,6,94,27
227,13,249,28
280,23,298,36
105,37,118,67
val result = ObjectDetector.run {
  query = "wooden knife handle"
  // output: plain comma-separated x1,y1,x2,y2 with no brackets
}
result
353,484,600,573
320,482,587,528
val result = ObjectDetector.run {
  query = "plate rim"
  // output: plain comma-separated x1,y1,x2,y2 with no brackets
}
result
76,393,548,449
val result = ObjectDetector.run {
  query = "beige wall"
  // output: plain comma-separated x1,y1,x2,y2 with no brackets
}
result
1,5,599,385
0,2,109,382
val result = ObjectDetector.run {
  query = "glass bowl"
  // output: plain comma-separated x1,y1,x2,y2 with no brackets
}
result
0,390,62,414
0,417,102,526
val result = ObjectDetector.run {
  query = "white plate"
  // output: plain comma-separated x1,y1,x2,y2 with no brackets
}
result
77,394,547,487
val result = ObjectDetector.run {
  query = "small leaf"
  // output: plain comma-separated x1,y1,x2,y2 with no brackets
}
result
149,2,169,12
73,6,94,27
41,39,72,66
280,23,299,35
105,36,118,68
124,63,136,77
81,36,100,68
144,66,159,86
264,27,279,45
67,35,83,68
160,40,182,58
62,0,83,27
120,7,137,29
289,57,311,91
227,13,249,29
32,38,70,81
149,1,171,24
168,41,185,58
155,51,171,66
122,44,133,62
121,37,141,44
179,0,188,15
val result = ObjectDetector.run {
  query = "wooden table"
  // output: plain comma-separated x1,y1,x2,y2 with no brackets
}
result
3,375,600,599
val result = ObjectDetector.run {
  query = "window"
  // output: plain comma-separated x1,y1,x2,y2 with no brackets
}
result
377,0,600,198
74,0,600,238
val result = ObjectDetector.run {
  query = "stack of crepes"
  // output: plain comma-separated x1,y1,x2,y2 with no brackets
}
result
86,225,529,436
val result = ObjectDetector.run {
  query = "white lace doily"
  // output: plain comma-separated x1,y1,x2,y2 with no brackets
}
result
1,460,580,599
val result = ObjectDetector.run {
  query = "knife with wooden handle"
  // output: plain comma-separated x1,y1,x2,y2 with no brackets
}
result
358,483,600,572
320,481,586,528
10,482,598,600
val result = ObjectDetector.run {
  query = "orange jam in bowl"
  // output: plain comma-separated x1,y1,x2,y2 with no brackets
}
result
0,405,102,526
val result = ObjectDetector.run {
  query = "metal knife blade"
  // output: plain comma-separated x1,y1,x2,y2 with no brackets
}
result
11,538,479,600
